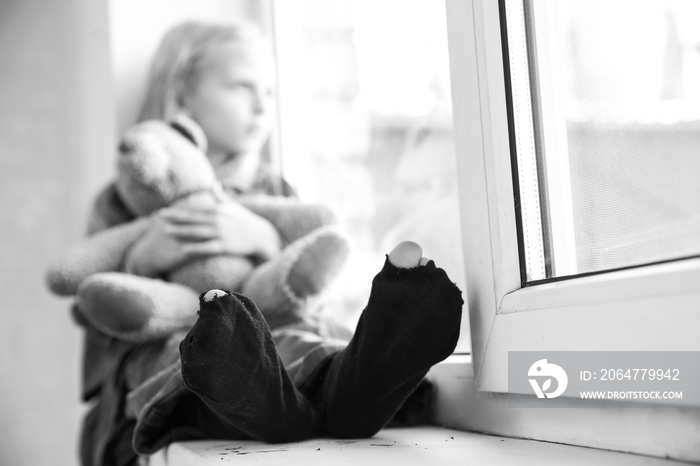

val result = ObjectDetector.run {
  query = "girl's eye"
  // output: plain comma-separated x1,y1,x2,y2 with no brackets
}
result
225,82,259,98
224,81,248,90
223,80,274,99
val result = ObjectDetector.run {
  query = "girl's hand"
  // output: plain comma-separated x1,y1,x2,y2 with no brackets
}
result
159,201,282,261
124,215,191,277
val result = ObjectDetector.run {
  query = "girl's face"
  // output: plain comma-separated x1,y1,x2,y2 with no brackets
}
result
183,40,275,157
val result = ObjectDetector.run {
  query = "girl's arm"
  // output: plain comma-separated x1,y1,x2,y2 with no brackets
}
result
160,202,282,260
124,201,283,278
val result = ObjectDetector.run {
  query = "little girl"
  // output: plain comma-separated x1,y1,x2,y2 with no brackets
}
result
78,20,463,466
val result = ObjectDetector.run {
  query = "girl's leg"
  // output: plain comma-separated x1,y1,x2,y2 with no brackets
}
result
179,289,318,443
309,241,463,438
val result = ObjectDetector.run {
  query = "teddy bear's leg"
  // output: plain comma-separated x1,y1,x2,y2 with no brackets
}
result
76,272,199,341
241,226,349,324
45,217,151,296
309,241,464,438
179,290,318,443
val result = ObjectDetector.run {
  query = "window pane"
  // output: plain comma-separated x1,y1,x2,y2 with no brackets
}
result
507,0,700,280
273,0,469,351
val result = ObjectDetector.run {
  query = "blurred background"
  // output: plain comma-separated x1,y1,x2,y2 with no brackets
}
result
0,1,465,464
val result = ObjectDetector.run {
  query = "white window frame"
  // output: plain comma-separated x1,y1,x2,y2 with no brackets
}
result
446,0,700,399
437,1,700,461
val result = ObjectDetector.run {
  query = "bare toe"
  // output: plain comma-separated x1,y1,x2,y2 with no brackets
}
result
202,289,227,303
388,241,424,269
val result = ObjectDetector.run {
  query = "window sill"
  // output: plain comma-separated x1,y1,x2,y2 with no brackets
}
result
149,426,685,465
429,354,700,463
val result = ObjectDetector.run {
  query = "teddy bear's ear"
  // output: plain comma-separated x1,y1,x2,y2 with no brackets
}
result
169,113,208,153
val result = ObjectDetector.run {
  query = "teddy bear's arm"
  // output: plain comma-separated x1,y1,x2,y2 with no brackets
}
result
45,216,151,296
239,196,340,246
86,183,137,236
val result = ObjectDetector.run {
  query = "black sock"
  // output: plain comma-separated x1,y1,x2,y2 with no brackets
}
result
310,257,463,438
179,291,318,443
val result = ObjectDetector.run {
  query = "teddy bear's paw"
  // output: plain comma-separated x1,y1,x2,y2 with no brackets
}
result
77,274,153,333
239,226,349,320
286,227,350,301
76,273,200,341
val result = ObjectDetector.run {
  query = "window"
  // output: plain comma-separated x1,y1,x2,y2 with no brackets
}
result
446,0,700,398
270,0,470,351
505,0,700,282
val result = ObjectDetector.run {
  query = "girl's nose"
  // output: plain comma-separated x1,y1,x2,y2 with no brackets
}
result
252,86,271,115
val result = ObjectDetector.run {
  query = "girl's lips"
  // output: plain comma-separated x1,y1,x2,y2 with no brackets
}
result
246,123,269,139
247,125,261,135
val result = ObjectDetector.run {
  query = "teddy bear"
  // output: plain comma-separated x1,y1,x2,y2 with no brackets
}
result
45,114,349,341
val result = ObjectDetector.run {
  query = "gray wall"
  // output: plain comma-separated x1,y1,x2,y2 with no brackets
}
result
0,0,115,465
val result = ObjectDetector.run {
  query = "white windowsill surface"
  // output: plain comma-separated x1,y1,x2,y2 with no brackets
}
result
149,426,685,465
430,355,700,463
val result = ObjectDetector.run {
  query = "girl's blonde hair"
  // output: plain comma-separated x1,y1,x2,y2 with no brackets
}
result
138,20,266,122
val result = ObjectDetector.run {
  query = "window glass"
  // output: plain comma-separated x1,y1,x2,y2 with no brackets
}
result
506,0,700,280
273,0,469,351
